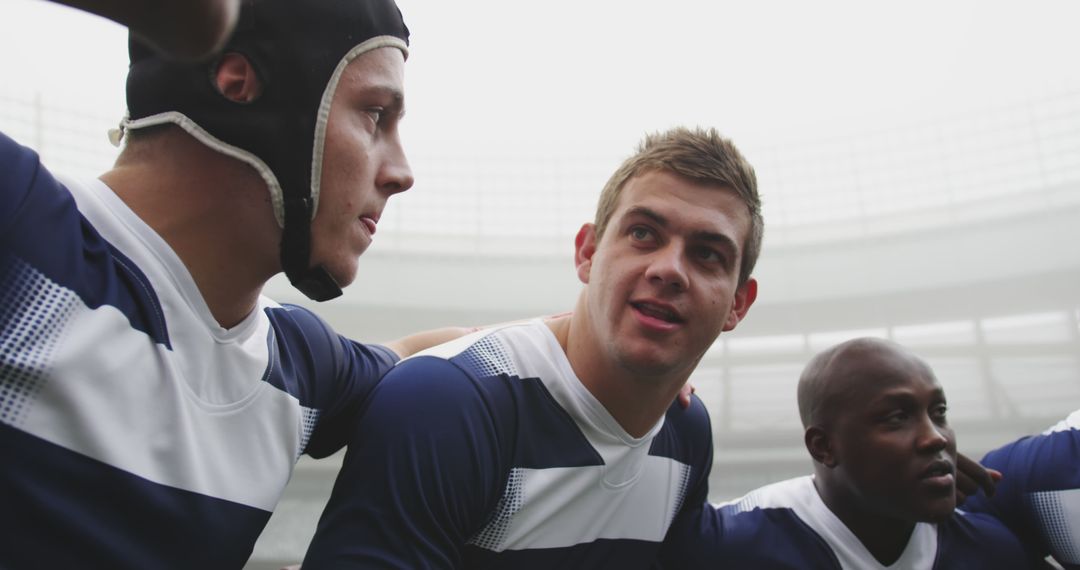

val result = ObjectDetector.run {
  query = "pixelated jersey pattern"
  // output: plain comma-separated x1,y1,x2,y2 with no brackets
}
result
297,406,320,460
729,486,767,514
468,467,526,552
0,256,79,427
458,334,519,379
668,462,692,527
1030,490,1080,564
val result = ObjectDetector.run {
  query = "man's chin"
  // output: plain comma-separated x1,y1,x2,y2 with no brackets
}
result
915,499,957,523
320,259,358,289
614,349,690,379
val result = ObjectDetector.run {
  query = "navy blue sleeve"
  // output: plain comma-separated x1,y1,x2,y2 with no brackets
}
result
265,304,399,459
304,337,398,458
660,493,842,569
0,132,38,234
0,132,170,346
653,395,714,567
935,511,1033,570
964,411,1080,569
651,398,837,570
301,355,511,569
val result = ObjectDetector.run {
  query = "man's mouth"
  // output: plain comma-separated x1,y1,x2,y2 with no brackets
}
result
631,301,684,324
360,215,378,236
919,460,955,487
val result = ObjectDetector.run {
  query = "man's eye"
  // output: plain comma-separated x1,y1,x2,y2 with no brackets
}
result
884,411,909,425
630,227,653,241
365,108,384,125
695,247,721,264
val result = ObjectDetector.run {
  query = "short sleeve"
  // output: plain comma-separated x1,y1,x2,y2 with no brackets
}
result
0,132,42,235
264,304,399,458
965,410,1080,568
302,355,512,569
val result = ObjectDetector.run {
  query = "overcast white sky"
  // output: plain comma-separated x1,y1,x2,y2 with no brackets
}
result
397,0,1080,150
4,0,1080,146
3,0,1080,231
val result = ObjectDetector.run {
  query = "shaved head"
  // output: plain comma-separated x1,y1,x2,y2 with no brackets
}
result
799,336,958,533
797,337,934,429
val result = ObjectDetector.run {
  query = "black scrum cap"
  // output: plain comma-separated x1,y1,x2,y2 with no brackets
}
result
123,0,410,301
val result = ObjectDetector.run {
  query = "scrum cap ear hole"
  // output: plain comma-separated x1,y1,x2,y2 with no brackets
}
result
214,53,262,104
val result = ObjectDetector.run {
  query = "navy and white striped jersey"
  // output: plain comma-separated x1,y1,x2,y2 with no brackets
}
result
302,320,714,569
665,475,1029,569
965,410,1080,569
0,132,397,568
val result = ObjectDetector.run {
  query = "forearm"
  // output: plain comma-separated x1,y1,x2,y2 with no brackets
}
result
52,0,239,61
382,326,478,359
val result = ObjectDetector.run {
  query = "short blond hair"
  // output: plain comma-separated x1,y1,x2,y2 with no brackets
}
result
594,127,763,284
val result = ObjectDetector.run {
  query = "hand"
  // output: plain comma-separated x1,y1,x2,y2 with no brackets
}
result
955,452,1001,504
677,381,696,409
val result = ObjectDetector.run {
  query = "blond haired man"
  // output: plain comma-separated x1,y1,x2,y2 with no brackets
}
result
301,127,761,568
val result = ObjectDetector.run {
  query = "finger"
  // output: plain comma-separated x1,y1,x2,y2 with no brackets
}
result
677,383,695,409
956,452,996,497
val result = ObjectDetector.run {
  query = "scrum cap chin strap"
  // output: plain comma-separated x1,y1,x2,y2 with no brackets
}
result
122,0,410,301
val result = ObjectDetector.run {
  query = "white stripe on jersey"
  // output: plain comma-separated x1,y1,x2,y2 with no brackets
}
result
0,176,311,511
1045,409,1080,435
423,321,693,553
717,476,938,570
7,259,304,511
481,458,690,551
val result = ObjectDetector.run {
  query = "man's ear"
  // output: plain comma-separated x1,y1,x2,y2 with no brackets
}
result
574,223,597,285
805,426,837,468
722,277,758,332
214,52,262,103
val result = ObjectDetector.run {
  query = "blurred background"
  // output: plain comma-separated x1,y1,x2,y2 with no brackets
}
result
3,0,1079,567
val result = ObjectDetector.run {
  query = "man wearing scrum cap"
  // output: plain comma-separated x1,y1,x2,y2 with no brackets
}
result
0,0,468,567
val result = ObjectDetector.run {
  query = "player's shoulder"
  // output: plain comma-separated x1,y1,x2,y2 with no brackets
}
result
265,301,333,338
380,323,556,423
718,476,814,514
981,408,1080,489
942,509,1029,565
1,131,63,213
665,392,712,428
950,508,1018,534
0,130,37,172
643,392,715,475
703,477,838,566
264,302,342,360
264,302,396,393
402,319,552,379
655,391,714,448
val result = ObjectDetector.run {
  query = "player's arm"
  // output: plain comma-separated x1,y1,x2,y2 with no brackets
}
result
654,396,724,567
964,410,1080,569
1,133,41,235
377,318,699,398
383,314,609,363
302,322,484,459
382,326,478,359
49,0,239,61
301,356,508,568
